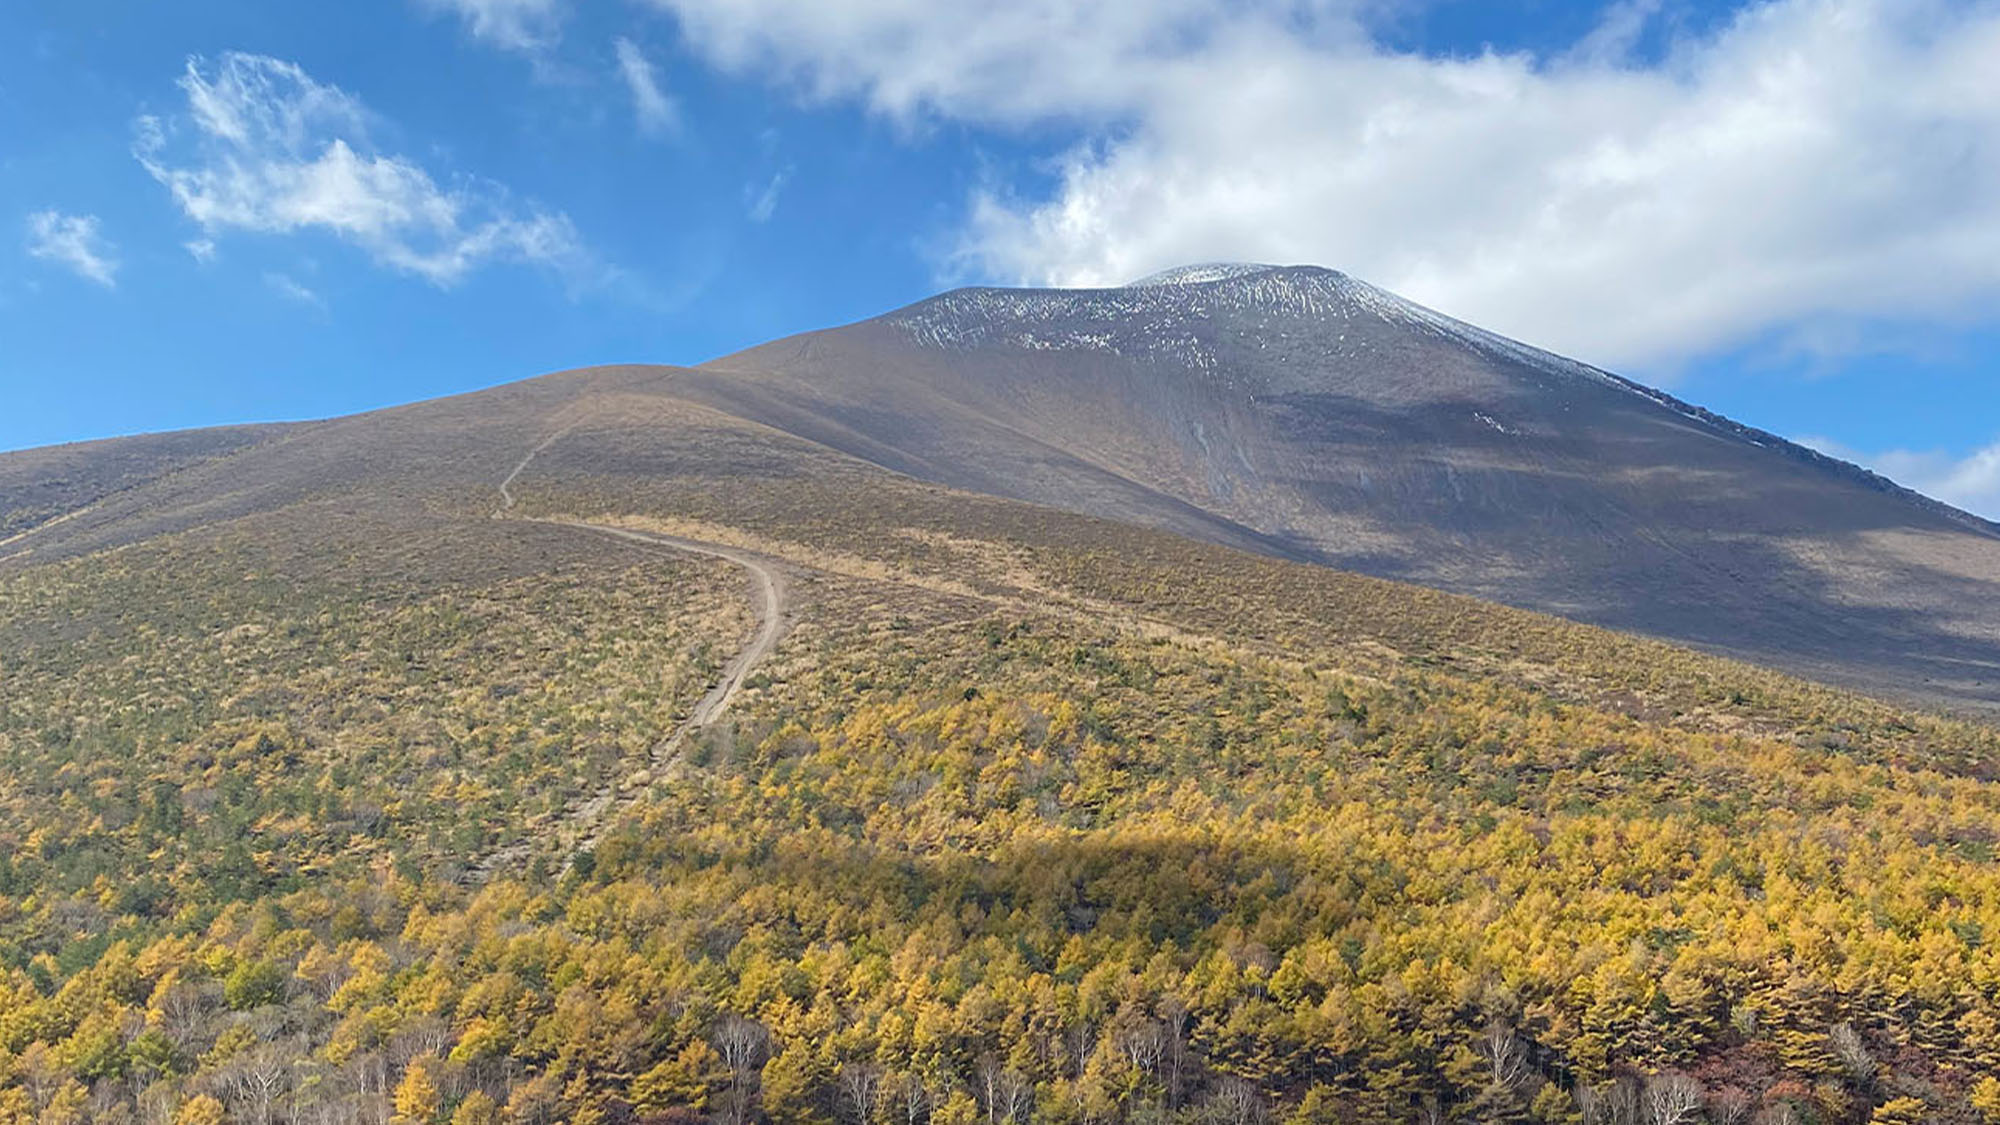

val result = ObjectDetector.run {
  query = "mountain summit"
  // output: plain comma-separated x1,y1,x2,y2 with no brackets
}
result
683,265,2000,705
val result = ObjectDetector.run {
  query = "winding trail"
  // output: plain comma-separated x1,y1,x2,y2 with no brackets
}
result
495,423,576,516
469,425,792,881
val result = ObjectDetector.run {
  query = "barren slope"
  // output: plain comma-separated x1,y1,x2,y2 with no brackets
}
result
688,265,2000,708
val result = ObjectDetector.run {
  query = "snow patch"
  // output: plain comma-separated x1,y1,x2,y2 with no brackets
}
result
882,265,1755,444
1125,263,1280,287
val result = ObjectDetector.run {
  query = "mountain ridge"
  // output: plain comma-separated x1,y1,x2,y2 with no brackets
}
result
884,263,1999,538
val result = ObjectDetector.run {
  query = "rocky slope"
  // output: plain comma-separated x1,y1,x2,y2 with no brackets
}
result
685,264,2000,709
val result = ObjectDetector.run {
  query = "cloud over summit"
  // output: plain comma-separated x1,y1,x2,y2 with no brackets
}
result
645,0,2000,372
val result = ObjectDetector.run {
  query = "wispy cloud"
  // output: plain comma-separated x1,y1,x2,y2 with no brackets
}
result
1565,0,1667,66
24,210,119,287
263,270,326,309
136,52,594,288
614,37,679,136
184,238,217,263
747,169,789,223
417,0,563,52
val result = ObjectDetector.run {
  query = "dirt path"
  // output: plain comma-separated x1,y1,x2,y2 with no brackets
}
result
544,518,787,728
468,429,792,881
495,422,576,516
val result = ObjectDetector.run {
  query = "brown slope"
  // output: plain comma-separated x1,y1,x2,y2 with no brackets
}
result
0,423,292,544
685,266,2000,709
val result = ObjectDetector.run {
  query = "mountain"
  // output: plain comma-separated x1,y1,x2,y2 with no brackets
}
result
10,267,2000,1123
3,266,2000,708
7,266,2000,711
683,264,2000,709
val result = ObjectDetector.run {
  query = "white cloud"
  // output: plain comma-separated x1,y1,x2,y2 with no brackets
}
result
615,37,679,135
645,0,2000,371
24,210,119,287
184,238,217,263
419,0,563,51
647,0,1328,123
747,170,789,223
136,52,590,287
264,271,325,308
1566,0,1668,67
1799,434,2000,520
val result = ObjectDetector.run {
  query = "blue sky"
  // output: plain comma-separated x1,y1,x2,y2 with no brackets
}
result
5,0,1999,515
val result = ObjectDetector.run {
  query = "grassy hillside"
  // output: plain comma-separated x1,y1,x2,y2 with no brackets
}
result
0,426,288,543
5,398,2000,1125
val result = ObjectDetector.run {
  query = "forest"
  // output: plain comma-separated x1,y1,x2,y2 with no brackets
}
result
7,474,2000,1125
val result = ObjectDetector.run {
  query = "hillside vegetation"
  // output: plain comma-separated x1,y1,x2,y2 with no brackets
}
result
0,427,287,543
5,405,2000,1125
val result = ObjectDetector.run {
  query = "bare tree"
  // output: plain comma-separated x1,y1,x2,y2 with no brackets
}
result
284,1058,346,1125
158,981,220,1048
974,1058,1032,1125
298,955,353,1005
839,1061,884,1125
1211,1077,1267,1125
712,1013,771,1125
928,1074,963,1125
390,1016,451,1068
1752,1104,1798,1125
1119,1022,1167,1079
713,1086,757,1125
1709,1086,1754,1125
995,1068,1033,1125
138,1081,178,1125
1578,1078,1643,1125
1828,1023,1876,1084
976,1056,1005,1125
1479,1022,1534,1091
220,1041,295,1125
90,1080,134,1124
1065,1022,1097,1079
338,1051,392,1125
1643,1073,1705,1125
892,1071,932,1125
505,1071,562,1125
1158,997,1192,1111
1577,1084,1605,1125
